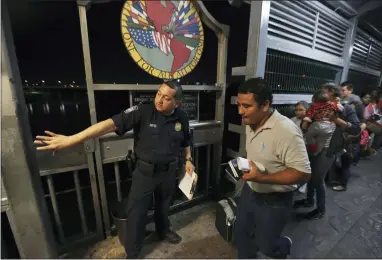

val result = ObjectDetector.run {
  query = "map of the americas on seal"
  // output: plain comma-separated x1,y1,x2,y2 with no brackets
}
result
121,0,204,79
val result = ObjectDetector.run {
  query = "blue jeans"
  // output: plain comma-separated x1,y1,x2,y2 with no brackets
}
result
235,184,293,259
306,148,335,212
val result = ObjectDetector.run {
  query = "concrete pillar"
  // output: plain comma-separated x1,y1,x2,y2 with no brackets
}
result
1,1,58,258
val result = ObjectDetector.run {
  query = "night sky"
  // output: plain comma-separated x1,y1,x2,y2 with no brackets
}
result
8,0,251,86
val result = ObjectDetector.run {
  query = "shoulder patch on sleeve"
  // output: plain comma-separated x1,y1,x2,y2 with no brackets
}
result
124,105,138,114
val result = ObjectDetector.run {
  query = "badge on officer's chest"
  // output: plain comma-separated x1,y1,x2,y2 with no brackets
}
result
175,122,182,131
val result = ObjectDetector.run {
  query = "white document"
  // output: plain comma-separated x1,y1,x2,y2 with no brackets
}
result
237,157,266,173
237,157,251,171
178,171,198,200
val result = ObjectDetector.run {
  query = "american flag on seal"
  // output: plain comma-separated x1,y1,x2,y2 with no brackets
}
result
122,0,203,73
128,28,172,55
123,1,174,55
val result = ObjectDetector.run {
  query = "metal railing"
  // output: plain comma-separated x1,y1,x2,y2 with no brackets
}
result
34,121,220,253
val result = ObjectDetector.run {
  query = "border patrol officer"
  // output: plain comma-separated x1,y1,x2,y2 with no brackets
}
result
235,78,311,259
35,80,194,258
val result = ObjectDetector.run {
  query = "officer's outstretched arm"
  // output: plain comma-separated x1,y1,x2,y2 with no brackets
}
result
35,119,117,152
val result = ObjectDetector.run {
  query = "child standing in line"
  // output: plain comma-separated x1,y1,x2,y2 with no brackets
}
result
291,101,309,194
291,101,309,127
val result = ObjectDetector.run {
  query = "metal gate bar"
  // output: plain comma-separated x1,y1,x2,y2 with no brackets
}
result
78,2,111,236
73,170,89,236
46,175,66,244
205,145,211,195
114,163,122,202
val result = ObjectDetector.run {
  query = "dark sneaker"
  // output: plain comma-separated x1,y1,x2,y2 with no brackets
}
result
332,185,347,192
284,236,292,256
293,199,313,209
302,209,325,220
159,230,182,244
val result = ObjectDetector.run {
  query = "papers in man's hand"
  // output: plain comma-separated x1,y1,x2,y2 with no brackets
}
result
226,157,266,182
237,157,251,171
178,171,198,200
227,158,242,180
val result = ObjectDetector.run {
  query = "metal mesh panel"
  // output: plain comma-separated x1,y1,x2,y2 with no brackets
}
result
264,49,342,93
269,0,350,57
347,69,380,95
273,104,298,118
351,29,382,71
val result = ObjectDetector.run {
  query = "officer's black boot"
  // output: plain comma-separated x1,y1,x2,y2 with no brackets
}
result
159,229,182,244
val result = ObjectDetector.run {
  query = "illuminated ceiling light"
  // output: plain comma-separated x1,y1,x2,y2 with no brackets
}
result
42,80,45,83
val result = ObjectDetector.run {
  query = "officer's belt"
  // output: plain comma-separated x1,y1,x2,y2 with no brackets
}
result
138,159,178,172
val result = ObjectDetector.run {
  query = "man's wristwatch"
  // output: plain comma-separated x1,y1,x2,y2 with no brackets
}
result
185,157,193,163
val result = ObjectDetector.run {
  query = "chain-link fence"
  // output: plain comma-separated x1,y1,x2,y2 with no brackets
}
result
273,104,297,118
264,50,342,94
347,69,380,95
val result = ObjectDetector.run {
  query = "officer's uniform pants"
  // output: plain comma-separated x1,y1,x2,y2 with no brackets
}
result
124,160,178,258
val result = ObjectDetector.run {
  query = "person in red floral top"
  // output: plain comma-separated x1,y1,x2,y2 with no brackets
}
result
302,90,348,155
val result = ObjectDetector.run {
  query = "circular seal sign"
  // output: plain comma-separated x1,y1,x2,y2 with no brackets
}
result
121,0,204,80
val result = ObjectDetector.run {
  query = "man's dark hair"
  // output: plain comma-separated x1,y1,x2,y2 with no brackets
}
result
312,89,329,103
238,77,273,106
340,81,353,91
321,82,341,98
163,80,183,100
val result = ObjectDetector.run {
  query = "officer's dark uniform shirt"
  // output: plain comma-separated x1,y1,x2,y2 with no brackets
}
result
111,102,191,164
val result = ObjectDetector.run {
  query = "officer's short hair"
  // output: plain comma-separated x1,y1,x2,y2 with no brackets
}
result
163,80,183,101
340,81,353,91
238,77,273,106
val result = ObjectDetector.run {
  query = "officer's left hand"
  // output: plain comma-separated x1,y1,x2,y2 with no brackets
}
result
185,161,194,176
242,160,261,182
